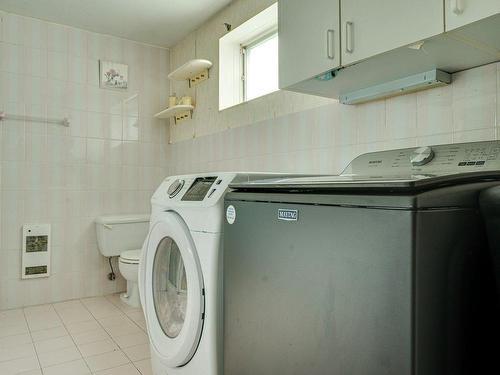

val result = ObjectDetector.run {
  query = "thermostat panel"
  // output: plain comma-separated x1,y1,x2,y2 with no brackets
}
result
22,224,51,279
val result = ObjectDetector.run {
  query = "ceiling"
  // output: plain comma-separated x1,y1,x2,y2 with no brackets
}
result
0,0,232,47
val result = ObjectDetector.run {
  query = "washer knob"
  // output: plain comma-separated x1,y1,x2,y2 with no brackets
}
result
167,179,184,198
410,146,435,166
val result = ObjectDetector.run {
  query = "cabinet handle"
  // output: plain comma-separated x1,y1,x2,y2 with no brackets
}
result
451,0,464,14
345,21,354,53
327,29,335,59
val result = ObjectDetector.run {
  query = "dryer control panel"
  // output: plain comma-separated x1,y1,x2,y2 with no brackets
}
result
181,177,218,201
154,174,231,208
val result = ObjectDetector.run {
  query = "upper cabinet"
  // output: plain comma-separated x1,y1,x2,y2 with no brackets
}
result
341,0,444,66
278,0,500,102
445,0,500,31
279,0,340,89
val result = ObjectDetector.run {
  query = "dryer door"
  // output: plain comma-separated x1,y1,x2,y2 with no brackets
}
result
143,211,204,367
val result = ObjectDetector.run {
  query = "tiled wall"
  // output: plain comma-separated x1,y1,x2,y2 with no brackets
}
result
0,12,170,309
1,3,499,311
169,0,333,142
166,62,499,175
168,0,498,154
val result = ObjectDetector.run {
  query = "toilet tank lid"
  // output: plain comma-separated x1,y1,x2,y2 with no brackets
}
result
95,214,150,225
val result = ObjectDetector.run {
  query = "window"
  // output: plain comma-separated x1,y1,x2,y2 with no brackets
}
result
242,31,279,102
219,3,278,110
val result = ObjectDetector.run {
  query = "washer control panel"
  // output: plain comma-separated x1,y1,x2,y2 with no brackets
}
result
410,146,435,166
343,140,500,177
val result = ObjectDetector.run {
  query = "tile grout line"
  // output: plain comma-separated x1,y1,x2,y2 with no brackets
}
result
103,294,148,334
51,302,93,374
21,307,44,374
80,297,145,373
99,296,150,374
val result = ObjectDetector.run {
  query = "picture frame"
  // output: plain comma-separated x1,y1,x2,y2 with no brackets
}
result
99,60,128,89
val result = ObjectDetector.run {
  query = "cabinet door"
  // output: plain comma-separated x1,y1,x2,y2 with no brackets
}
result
445,0,500,31
279,0,340,89
341,0,444,66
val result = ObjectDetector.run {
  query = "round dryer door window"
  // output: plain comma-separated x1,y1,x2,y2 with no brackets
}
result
153,237,188,338
143,211,205,368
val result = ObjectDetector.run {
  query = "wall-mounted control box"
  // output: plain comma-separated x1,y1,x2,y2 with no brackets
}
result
21,224,51,279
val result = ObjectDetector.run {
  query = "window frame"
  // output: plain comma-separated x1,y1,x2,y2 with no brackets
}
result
218,3,278,111
241,28,279,102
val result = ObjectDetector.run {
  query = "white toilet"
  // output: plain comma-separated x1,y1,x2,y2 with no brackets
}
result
95,214,150,307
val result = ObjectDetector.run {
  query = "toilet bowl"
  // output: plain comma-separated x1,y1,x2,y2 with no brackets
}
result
95,214,150,307
118,249,141,307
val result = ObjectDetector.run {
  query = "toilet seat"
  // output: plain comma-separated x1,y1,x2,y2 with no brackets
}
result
120,249,141,264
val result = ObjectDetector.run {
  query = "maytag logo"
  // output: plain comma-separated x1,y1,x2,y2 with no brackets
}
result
278,209,298,221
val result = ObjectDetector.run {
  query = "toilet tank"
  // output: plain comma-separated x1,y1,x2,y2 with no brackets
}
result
95,214,150,257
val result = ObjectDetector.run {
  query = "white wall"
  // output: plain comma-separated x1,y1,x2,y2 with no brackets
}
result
0,11,170,309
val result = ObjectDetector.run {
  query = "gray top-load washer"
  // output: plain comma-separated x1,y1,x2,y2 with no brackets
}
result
223,141,500,375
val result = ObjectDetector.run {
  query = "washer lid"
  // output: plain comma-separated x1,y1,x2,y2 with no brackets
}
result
143,211,204,368
120,249,142,262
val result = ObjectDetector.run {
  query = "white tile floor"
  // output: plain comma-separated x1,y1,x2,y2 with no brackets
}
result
0,294,152,375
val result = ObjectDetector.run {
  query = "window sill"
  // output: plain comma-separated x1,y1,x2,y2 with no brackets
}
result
218,88,280,112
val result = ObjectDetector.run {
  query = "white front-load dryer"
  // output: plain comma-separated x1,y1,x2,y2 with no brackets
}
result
139,172,293,375
141,211,210,373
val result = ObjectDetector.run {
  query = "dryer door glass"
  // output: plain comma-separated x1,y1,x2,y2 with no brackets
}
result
152,236,187,338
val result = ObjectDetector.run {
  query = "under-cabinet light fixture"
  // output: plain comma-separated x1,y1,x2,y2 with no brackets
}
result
339,69,451,105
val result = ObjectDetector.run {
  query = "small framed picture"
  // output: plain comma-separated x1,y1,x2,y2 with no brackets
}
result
99,60,128,89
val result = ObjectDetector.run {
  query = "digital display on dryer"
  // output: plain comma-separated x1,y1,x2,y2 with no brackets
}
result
181,177,217,201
